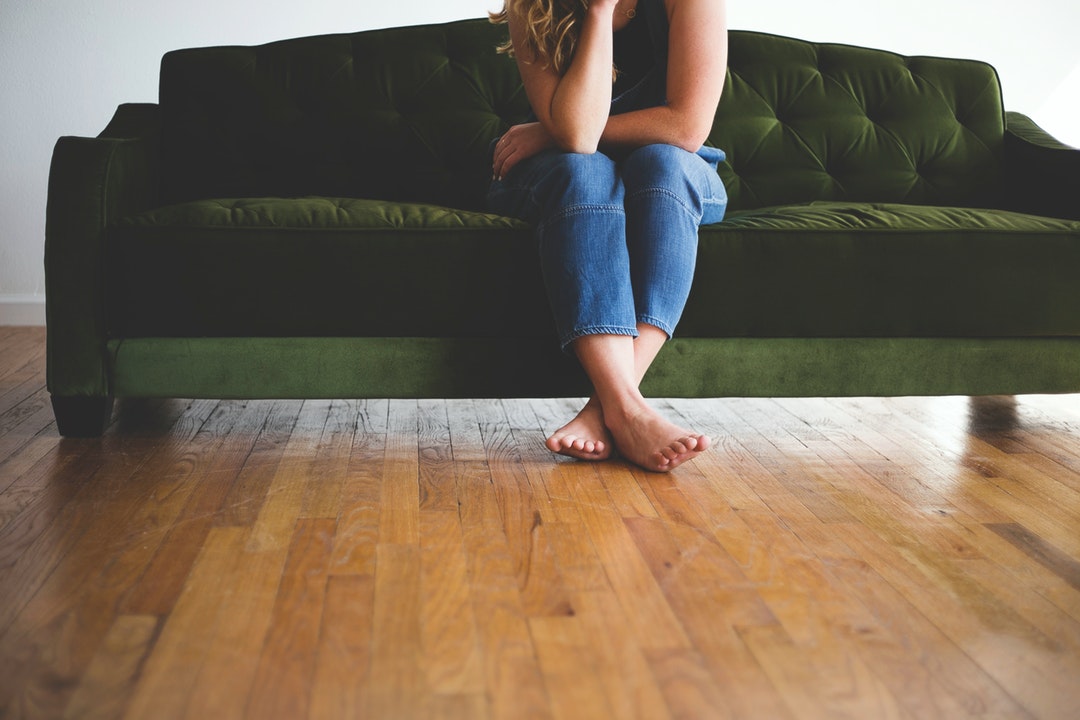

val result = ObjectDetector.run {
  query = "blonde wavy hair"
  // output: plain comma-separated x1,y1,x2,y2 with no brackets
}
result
490,0,590,77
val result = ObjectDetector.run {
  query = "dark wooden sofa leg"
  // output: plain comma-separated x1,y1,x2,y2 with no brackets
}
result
51,395,115,437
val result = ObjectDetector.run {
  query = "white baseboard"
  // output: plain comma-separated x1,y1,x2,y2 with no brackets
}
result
0,295,46,326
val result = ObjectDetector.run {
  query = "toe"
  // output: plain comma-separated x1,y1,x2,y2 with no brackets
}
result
664,440,692,458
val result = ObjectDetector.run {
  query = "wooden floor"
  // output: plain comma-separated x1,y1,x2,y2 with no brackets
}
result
1,327,1080,719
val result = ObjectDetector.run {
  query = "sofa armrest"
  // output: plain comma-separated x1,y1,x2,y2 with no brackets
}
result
1003,111,1080,220
45,103,161,405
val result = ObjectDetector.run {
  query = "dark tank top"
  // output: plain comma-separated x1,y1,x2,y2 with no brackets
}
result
610,0,670,115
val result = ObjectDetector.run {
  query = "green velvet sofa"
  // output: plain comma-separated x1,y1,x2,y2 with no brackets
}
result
46,19,1080,436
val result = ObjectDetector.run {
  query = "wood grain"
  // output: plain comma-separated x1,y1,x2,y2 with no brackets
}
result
1,328,1079,719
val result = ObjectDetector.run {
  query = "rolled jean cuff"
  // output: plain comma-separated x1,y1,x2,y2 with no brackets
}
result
560,324,639,353
636,314,675,339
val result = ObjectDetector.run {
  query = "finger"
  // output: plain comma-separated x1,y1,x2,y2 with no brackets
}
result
501,150,521,179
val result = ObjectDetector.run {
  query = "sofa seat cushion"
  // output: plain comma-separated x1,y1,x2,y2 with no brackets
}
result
108,198,1080,340
108,197,548,338
682,201,1080,338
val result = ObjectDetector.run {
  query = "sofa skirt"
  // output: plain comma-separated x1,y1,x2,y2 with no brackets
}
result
106,336,1080,400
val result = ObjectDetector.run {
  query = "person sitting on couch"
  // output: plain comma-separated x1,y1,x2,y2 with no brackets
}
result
487,0,729,472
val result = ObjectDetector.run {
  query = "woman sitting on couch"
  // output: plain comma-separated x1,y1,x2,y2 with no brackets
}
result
487,0,729,472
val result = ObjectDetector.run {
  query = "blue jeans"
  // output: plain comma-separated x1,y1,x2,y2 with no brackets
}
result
487,143,728,350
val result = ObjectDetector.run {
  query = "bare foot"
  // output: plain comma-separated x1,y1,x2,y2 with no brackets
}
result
546,397,613,461
605,400,710,472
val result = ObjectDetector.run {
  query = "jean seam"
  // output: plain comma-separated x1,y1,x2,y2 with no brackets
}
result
625,186,698,218
637,314,675,337
560,324,638,350
538,203,625,235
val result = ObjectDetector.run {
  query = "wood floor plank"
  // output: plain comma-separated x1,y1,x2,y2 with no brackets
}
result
529,614,617,720
366,543,426,719
0,326,35,365
482,418,574,618
419,510,485,695
122,526,249,720
645,647,744,720
0,434,84,536
498,427,611,597
213,399,304,528
308,574,375,720
180,540,290,720
245,517,336,720
958,551,1080,658
377,399,420,547
0,386,59,463
959,467,1080,557
571,589,672,720
555,460,691,651
457,460,552,720
246,400,336,554
121,399,278,615
62,615,159,720
473,400,585,621
0,333,44,401
962,434,1080,530
949,520,1080,624
445,399,487,463
424,693,490,720
327,399,387,576
0,438,61,561
418,399,456,513
985,522,1080,593
299,399,357,519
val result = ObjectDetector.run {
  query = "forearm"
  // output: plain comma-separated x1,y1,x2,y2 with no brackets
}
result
534,2,618,153
599,104,712,154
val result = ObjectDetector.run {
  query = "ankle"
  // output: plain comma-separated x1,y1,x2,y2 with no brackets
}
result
583,395,604,413
601,392,652,428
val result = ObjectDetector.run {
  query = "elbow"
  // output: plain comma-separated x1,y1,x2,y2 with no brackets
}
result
541,114,605,155
674,121,715,154
666,103,717,153
560,141,601,155
551,128,602,155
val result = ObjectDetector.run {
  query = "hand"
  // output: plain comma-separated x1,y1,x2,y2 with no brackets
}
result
493,122,556,180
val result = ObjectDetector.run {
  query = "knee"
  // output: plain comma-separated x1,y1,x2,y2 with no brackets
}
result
536,152,622,211
622,144,701,194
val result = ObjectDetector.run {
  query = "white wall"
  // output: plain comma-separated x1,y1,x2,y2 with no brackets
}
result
2,0,1077,325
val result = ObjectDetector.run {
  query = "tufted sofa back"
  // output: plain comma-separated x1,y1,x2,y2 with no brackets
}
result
159,19,1005,212
160,20,524,210
715,31,1005,210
